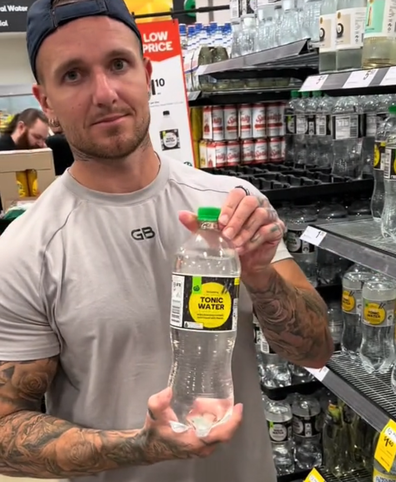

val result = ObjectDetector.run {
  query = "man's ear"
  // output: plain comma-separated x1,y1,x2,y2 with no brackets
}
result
32,83,54,120
143,57,153,94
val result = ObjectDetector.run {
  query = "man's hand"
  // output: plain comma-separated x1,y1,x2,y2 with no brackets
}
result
179,188,285,277
142,388,243,461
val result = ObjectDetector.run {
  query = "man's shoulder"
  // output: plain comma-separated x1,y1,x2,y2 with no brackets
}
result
0,174,81,259
166,157,260,197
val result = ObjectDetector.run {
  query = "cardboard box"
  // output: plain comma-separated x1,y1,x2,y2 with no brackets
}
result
0,148,55,211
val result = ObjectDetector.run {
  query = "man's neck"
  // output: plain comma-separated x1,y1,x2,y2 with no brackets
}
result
68,145,160,194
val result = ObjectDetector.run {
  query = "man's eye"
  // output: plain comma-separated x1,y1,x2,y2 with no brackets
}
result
112,59,127,71
64,71,80,82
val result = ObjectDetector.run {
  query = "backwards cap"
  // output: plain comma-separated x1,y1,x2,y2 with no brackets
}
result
26,0,143,80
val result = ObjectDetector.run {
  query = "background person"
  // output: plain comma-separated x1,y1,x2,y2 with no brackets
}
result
46,118,74,175
0,108,49,150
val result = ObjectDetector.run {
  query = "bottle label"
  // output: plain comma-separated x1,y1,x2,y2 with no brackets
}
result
332,114,359,140
319,13,336,53
296,115,308,135
293,414,320,438
286,229,315,254
366,113,378,137
267,419,293,443
342,403,355,424
373,468,396,482
285,114,296,135
364,0,396,39
377,112,388,130
260,331,276,354
316,114,332,136
160,129,180,151
384,147,396,180
342,289,362,315
307,114,316,136
374,140,386,170
362,298,396,326
336,7,366,50
170,274,240,332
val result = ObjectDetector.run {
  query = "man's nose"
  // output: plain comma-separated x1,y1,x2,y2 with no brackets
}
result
92,72,117,107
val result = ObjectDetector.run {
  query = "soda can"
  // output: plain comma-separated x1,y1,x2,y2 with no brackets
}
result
254,138,268,164
226,140,240,166
206,141,216,168
280,136,286,162
269,137,282,162
238,104,252,139
224,104,238,140
241,139,255,164
215,141,227,167
199,139,208,168
278,102,286,136
266,102,281,137
212,106,224,141
202,106,212,140
252,103,266,138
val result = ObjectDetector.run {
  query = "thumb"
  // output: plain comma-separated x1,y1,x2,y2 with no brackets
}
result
179,211,199,233
146,387,177,424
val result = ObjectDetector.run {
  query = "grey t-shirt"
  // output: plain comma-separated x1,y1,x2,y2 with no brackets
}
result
0,156,291,482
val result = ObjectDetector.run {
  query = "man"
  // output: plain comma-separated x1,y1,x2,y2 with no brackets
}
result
0,0,333,481
46,118,74,175
0,107,49,150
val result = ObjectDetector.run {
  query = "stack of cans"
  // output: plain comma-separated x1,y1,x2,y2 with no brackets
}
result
199,102,286,168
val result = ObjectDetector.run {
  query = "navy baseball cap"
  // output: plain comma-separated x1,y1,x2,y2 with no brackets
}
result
26,0,143,81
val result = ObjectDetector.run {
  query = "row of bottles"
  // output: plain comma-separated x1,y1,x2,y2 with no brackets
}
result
285,91,396,179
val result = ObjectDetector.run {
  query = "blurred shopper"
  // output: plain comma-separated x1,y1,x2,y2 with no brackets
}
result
0,108,49,150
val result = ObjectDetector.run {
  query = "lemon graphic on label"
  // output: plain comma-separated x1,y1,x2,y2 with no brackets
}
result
342,290,355,312
364,302,386,325
373,144,380,168
189,282,232,329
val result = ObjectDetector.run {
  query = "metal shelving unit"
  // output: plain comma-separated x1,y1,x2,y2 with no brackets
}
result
316,468,371,482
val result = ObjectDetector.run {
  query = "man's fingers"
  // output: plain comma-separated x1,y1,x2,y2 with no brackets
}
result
146,387,175,424
219,188,248,227
232,207,279,248
237,221,285,255
200,403,243,444
179,211,199,233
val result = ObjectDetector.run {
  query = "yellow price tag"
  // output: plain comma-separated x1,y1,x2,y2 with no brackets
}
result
375,419,396,472
304,468,325,482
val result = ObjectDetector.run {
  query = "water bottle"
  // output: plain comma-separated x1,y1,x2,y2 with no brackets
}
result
359,273,396,374
315,93,334,168
341,263,374,360
381,106,396,239
260,330,292,388
169,206,241,437
265,395,295,475
292,393,323,470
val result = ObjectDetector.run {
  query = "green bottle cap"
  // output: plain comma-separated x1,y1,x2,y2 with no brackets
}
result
389,105,396,115
313,90,322,97
301,91,310,98
291,90,299,98
197,207,221,222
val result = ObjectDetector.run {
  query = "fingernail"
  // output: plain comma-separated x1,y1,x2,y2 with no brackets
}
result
223,227,235,239
219,214,229,225
251,232,261,243
270,225,280,233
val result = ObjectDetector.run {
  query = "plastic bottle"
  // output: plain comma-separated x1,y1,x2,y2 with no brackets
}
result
335,0,367,71
265,395,295,475
381,105,396,239
372,104,396,221
159,111,182,162
315,93,334,168
304,0,324,44
294,91,309,165
319,0,337,72
260,330,292,388
341,263,374,360
362,0,396,69
305,91,322,166
169,207,241,437
284,90,300,162
359,273,396,374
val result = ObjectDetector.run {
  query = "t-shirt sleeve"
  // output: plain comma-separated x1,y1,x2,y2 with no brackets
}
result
0,226,60,361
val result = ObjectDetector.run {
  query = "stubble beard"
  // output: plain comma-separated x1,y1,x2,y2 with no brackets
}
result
67,111,151,163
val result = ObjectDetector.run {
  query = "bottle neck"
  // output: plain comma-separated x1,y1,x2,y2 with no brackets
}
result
199,221,220,230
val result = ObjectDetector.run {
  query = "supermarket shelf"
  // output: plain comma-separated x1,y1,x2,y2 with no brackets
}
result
317,467,371,482
261,380,322,398
308,218,396,279
277,470,310,482
196,40,318,81
311,351,392,432
300,66,396,96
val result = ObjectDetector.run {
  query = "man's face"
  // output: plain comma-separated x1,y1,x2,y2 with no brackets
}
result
15,119,49,149
33,16,152,162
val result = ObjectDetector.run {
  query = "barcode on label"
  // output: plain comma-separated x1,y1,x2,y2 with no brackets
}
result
350,117,359,138
171,300,183,327
316,116,326,136
384,149,391,179
230,0,239,18
260,335,270,354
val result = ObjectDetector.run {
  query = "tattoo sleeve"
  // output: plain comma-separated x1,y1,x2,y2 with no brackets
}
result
246,268,333,366
0,357,194,479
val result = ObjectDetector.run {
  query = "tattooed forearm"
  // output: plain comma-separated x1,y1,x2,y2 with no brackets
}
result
0,358,196,478
246,268,333,367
